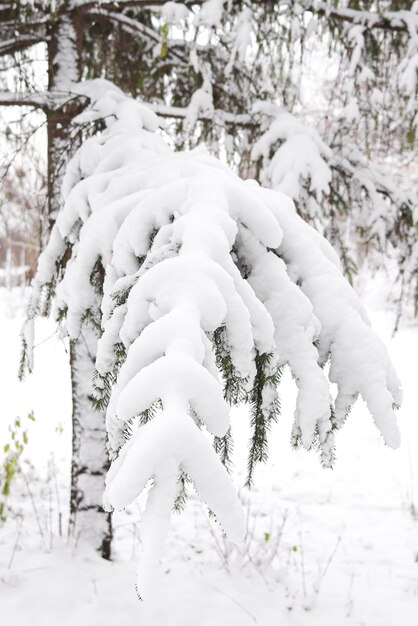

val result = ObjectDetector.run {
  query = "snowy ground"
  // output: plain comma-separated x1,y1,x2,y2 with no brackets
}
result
0,285,417,625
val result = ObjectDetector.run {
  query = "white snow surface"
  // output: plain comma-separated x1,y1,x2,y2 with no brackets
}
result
0,290,417,625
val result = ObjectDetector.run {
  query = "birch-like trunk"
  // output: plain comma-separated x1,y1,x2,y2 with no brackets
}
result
46,11,81,233
47,8,112,558
69,326,112,559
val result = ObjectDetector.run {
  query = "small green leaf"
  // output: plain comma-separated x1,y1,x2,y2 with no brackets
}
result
160,22,168,59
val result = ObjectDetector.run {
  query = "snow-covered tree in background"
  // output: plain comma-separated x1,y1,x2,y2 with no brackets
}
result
2,0,416,558
22,83,402,595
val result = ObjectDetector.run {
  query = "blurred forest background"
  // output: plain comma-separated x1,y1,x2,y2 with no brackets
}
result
0,0,417,325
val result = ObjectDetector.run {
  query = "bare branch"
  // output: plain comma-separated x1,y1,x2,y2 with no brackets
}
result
0,91,49,110
150,102,256,128
0,12,49,57
0,89,89,113
77,0,415,33
75,0,185,10
87,8,190,66
0,35,47,57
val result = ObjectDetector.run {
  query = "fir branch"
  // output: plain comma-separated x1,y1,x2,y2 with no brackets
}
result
318,407,338,469
214,427,234,474
89,257,105,297
310,406,338,469
138,400,162,426
291,406,338,469
110,281,138,308
290,422,303,450
212,326,247,405
18,336,30,381
80,307,102,334
246,352,281,488
173,469,191,513
39,278,57,318
92,340,128,411
92,370,116,411
115,402,163,459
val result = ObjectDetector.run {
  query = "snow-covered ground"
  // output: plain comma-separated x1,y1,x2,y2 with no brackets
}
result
0,286,417,625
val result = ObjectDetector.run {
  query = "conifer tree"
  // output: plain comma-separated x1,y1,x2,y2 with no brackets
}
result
2,0,415,557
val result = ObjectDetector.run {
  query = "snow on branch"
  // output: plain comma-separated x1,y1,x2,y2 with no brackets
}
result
75,0,418,34
299,0,418,33
22,80,402,594
251,102,332,201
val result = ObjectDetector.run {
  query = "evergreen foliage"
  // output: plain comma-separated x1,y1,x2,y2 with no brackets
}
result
246,352,281,488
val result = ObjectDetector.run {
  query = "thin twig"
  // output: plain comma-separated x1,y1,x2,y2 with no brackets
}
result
8,515,23,569
50,455,62,537
320,533,343,582
21,468,47,551
211,585,258,624
299,529,308,599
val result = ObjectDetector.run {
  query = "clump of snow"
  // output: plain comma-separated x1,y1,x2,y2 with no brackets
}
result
225,7,253,73
160,2,191,25
340,98,360,123
195,0,225,28
251,102,332,201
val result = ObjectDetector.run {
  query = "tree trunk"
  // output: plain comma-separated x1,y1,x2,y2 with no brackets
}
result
46,10,82,234
69,326,112,559
47,8,112,558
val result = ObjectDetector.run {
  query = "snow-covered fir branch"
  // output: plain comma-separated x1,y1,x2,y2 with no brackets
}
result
21,81,402,594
